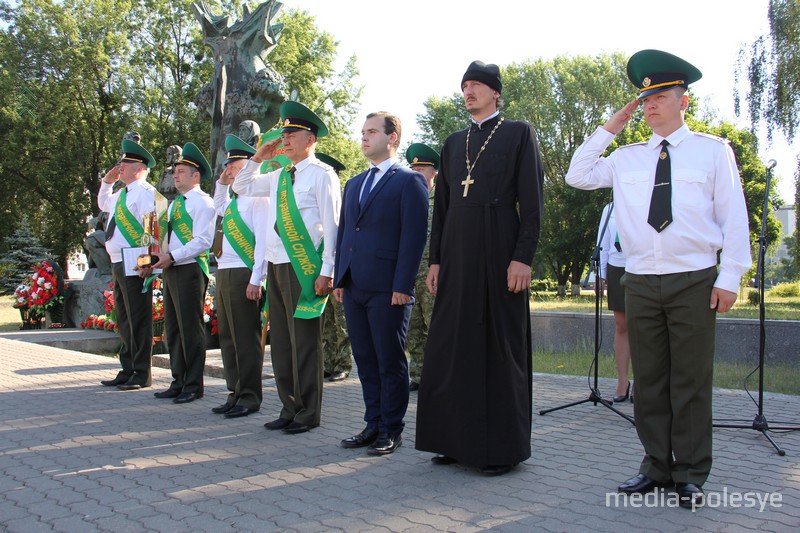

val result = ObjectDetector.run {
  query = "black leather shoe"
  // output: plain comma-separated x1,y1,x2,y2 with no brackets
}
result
101,375,131,387
367,433,402,455
341,428,379,448
154,389,181,399
282,422,311,434
117,381,149,391
225,405,256,418
323,371,332,379
676,482,704,509
480,464,515,476
409,381,420,392
618,474,671,494
264,417,292,430
173,392,201,404
212,402,235,414
431,455,458,465
613,381,631,403
329,371,349,382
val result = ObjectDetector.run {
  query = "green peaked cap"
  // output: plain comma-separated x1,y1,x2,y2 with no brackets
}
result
224,134,256,165
627,49,702,98
406,143,440,170
120,139,156,168
175,142,212,179
280,100,328,138
316,153,345,173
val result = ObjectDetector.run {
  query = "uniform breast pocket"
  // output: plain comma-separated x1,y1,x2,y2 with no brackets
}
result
619,171,651,206
292,184,316,209
672,169,708,208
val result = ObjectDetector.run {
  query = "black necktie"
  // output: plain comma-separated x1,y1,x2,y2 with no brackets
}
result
104,187,127,241
360,167,378,209
648,140,672,232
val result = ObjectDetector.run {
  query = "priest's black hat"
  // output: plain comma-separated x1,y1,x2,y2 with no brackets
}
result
461,60,502,94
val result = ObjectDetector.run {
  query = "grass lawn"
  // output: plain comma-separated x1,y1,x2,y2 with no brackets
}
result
0,295,23,332
534,349,799,396
531,291,800,320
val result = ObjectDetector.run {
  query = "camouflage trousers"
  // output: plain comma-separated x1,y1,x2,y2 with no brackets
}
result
407,273,434,383
322,297,352,374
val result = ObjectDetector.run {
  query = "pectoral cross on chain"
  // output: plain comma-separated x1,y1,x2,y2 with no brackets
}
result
461,175,475,197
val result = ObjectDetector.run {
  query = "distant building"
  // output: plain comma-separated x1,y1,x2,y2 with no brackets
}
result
767,205,796,265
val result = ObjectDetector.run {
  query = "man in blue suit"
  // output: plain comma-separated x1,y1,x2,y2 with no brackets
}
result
334,111,429,455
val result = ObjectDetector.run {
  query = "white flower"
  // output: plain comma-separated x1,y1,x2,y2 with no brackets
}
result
204,313,210,322
44,282,52,289
32,273,39,280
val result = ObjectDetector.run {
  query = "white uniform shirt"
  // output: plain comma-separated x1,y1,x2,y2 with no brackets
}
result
232,155,341,277
167,185,216,266
97,178,156,264
566,124,751,293
597,202,626,278
213,183,270,286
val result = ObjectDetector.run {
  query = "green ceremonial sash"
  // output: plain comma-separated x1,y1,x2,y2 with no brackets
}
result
114,188,144,247
170,196,210,278
275,164,328,319
222,196,256,270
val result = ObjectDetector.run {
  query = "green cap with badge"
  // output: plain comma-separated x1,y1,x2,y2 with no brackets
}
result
224,134,256,165
120,139,156,169
626,49,702,98
406,143,440,170
175,142,212,179
316,153,345,174
280,101,329,138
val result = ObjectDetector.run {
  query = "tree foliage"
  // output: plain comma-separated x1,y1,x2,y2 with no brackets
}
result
0,1,361,273
736,0,800,142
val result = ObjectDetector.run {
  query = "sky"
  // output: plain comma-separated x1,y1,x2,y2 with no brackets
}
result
286,0,797,202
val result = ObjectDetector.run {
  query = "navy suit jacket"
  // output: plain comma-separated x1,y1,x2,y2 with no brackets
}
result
334,163,429,294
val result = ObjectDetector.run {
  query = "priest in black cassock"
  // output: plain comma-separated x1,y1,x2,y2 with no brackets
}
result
415,60,544,476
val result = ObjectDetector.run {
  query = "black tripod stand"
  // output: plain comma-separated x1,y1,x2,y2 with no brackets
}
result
539,203,634,425
713,160,799,455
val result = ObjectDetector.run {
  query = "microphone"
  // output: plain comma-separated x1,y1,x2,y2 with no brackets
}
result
766,159,777,170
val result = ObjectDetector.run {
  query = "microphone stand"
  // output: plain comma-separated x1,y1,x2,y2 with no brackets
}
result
539,203,634,425
713,160,799,455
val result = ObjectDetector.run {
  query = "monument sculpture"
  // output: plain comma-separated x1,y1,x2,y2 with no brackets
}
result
83,213,111,276
192,0,286,180
156,145,182,201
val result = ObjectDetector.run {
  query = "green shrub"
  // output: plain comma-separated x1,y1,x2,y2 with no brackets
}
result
747,290,760,305
769,282,800,297
530,279,558,292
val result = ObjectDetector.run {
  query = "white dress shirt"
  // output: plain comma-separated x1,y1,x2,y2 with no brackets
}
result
168,185,216,266
232,155,341,278
97,178,156,264
359,157,397,198
597,202,626,278
566,124,751,293
213,183,270,286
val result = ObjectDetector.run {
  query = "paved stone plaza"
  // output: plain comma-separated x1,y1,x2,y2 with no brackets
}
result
0,336,798,532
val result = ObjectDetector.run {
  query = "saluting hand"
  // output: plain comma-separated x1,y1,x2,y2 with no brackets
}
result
102,166,121,184
251,138,281,163
603,98,640,135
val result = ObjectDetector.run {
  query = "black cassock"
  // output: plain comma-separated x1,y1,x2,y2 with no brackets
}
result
415,115,544,468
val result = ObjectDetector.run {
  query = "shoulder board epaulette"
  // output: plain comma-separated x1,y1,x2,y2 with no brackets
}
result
617,141,647,150
314,160,333,172
694,131,728,143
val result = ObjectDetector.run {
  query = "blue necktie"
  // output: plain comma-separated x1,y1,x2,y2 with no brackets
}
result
360,167,378,209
